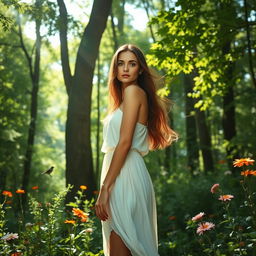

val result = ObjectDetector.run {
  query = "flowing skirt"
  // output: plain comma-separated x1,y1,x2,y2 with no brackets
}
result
100,149,159,256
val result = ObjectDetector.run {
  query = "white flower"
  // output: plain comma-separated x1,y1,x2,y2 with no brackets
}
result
1,232,19,241
85,228,93,233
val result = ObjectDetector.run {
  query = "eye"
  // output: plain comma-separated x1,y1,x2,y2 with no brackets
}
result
117,62,123,66
130,62,137,67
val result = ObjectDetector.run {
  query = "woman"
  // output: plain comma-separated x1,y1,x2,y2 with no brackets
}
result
95,44,178,256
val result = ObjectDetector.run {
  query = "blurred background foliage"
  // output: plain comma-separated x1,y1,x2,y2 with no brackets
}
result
0,0,256,255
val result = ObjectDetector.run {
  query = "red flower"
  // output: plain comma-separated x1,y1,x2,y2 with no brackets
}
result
210,184,220,194
192,212,205,222
32,186,39,190
197,222,215,235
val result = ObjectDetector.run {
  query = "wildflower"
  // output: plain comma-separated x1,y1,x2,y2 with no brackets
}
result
80,185,87,190
11,253,22,256
1,232,19,241
192,212,205,222
16,189,25,194
168,216,176,220
241,170,256,176
2,190,13,197
210,184,219,194
72,208,89,222
93,190,99,195
85,227,93,233
219,195,234,201
196,222,215,235
25,223,34,228
32,186,39,190
64,220,76,224
233,158,254,167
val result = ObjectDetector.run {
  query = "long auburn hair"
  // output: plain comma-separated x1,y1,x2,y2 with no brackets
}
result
107,44,178,150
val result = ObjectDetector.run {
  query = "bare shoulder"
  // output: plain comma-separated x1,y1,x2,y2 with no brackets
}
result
123,84,147,101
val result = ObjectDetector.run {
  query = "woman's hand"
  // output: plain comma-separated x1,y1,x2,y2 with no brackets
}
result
95,185,110,221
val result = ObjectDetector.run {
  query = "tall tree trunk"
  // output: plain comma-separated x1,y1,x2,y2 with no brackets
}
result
243,0,256,89
18,4,42,208
95,55,101,186
219,2,238,171
57,0,112,203
194,99,214,172
222,42,238,171
191,72,214,172
184,74,199,174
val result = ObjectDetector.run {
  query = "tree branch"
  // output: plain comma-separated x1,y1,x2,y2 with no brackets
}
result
17,14,34,81
141,0,156,43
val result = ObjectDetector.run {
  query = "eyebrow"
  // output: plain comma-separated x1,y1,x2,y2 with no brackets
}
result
118,60,137,63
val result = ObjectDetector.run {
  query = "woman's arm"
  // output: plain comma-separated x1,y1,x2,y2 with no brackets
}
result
95,85,143,221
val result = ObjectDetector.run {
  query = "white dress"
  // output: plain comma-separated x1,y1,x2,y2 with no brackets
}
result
100,108,159,256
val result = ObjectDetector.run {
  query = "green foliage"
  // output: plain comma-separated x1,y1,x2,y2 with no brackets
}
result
0,185,103,255
147,0,251,110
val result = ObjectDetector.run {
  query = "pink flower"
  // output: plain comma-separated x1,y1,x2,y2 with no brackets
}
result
1,232,19,241
192,212,205,222
210,184,220,193
197,222,215,235
218,195,234,201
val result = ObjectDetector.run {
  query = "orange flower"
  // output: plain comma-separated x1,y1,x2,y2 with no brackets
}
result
233,158,254,167
81,216,88,222
218,195,234,201
210,184,220,194
32,186,39,190
72,208,89,222
192,212,205,222
64,220,76,224
197,222,215,235
2,190,13,197
241,170,256,176
80,185,87,190
16,189,25,194
168,216,176,221
11,253,22,256
93,190,99,195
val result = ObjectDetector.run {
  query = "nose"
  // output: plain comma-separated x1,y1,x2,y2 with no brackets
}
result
123,64,129,72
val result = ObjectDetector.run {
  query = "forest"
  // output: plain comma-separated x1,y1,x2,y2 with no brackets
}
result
0,0,256,255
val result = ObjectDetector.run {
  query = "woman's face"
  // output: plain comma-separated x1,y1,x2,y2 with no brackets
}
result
116,50,140,86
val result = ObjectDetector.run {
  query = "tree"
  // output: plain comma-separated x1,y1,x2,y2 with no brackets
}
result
57,0,112,202
16,0,43,207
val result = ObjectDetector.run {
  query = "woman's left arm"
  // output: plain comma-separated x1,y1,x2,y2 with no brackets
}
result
95,85,143,221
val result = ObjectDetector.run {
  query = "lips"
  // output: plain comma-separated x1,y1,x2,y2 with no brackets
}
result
122,74,130,78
